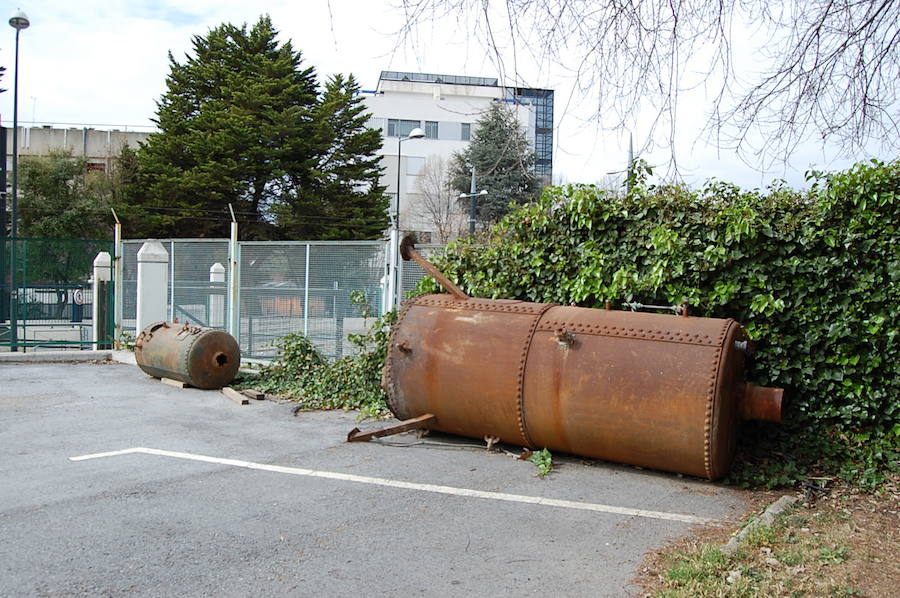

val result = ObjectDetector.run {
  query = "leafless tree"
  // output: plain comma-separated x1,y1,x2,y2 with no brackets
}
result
416,156,468,242
397,1,900,167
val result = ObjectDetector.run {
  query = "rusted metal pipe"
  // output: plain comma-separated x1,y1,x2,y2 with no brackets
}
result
740,384,784,423
347,413,436,442
400,236,469,301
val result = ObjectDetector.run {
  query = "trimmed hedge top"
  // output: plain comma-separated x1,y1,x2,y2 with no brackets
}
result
420,159,899,438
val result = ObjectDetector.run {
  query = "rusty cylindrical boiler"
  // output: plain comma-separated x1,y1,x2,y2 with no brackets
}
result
135,321,241,390
382,238,784,480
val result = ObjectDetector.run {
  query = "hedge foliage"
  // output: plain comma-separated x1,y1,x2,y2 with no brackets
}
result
419,159,899,487
238,310,396,418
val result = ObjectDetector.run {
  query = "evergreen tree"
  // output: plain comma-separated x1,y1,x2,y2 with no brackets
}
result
449,102,540,223
131,16,319,239
282,74,387,240
18,150,111,240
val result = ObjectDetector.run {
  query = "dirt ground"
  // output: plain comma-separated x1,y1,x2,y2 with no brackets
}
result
635,476,900,597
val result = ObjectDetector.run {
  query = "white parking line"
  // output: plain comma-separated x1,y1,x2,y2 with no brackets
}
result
70,447,718,525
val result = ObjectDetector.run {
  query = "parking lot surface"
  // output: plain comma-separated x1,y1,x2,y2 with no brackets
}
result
0,362,749,597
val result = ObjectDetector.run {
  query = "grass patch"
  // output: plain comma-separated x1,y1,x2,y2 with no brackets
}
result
639,477,899,597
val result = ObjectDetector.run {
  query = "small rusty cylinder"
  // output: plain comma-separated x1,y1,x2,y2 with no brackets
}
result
134,321,241,389
383,294,786,480
740,384,784,423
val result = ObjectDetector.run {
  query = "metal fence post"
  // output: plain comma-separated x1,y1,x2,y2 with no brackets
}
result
112,211,123,344
397,246,405,306
92,251,112,350
227,212,240,341
386,229,397,312
382,239,391,315
168,241,176,321
303,243,310,336
20,238,27,350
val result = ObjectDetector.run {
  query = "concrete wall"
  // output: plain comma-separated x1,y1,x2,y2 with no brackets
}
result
4,126,152,173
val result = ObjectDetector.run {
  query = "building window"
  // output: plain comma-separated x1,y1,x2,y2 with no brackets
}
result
534,133,553,162
461,123,471,141
535,97,553,128
387,118,422,138
425,121,439,139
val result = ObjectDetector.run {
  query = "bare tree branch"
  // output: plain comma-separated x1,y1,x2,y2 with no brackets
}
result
416,156,467,242
397,0,900,169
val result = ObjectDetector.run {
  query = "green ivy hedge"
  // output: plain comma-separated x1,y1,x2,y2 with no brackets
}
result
419,159,899,487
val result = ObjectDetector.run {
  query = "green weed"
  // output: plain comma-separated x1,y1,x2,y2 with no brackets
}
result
527,448,553,477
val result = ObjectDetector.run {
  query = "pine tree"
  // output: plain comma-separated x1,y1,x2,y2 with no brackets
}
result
131,16,319,239
128,16,389,240
450,102,540,223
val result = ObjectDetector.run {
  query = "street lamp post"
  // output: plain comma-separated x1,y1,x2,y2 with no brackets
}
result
8,9,29,352
388,126,423,311
458,166,487,235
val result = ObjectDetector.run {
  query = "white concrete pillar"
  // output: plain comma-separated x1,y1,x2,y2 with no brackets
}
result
92,251,112,350
208,262,225,328
136,240,169,333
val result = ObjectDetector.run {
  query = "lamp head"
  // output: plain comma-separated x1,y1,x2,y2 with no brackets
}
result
407,127,425,140
9,9,29,30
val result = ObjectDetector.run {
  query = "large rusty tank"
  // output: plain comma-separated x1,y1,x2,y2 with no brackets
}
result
382,238,784,480
135,321,241,389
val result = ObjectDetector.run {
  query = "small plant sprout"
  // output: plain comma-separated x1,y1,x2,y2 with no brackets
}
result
527,448,553,477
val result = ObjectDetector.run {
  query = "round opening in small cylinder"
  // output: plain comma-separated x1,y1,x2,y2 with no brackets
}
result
214,352,228,367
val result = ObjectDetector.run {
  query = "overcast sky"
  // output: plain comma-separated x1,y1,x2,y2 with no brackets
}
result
0,0,884,190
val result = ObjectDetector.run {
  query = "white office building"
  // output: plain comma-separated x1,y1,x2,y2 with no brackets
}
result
362,71,553,242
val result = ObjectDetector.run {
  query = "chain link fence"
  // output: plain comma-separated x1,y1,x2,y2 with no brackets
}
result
2,237,443,354
238,241,386,359
121,240,230,339
399,244,444,301
119,238,444,360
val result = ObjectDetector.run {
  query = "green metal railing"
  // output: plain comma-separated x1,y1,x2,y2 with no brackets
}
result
1,237,114,350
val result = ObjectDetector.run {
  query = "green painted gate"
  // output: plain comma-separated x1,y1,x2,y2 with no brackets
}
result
1,238,114,351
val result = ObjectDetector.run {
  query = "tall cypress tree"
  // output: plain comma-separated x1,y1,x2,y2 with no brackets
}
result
130,16,319,239
294,74,388,240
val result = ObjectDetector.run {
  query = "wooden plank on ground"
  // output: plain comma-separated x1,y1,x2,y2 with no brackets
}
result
221,387,249,405
241,389,266,400
161,377,188,389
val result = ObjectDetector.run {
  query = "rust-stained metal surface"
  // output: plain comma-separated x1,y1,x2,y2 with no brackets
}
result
382,239,784,480
134,322,241,390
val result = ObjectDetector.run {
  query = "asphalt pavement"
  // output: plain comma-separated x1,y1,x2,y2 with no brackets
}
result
0,361,750,597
